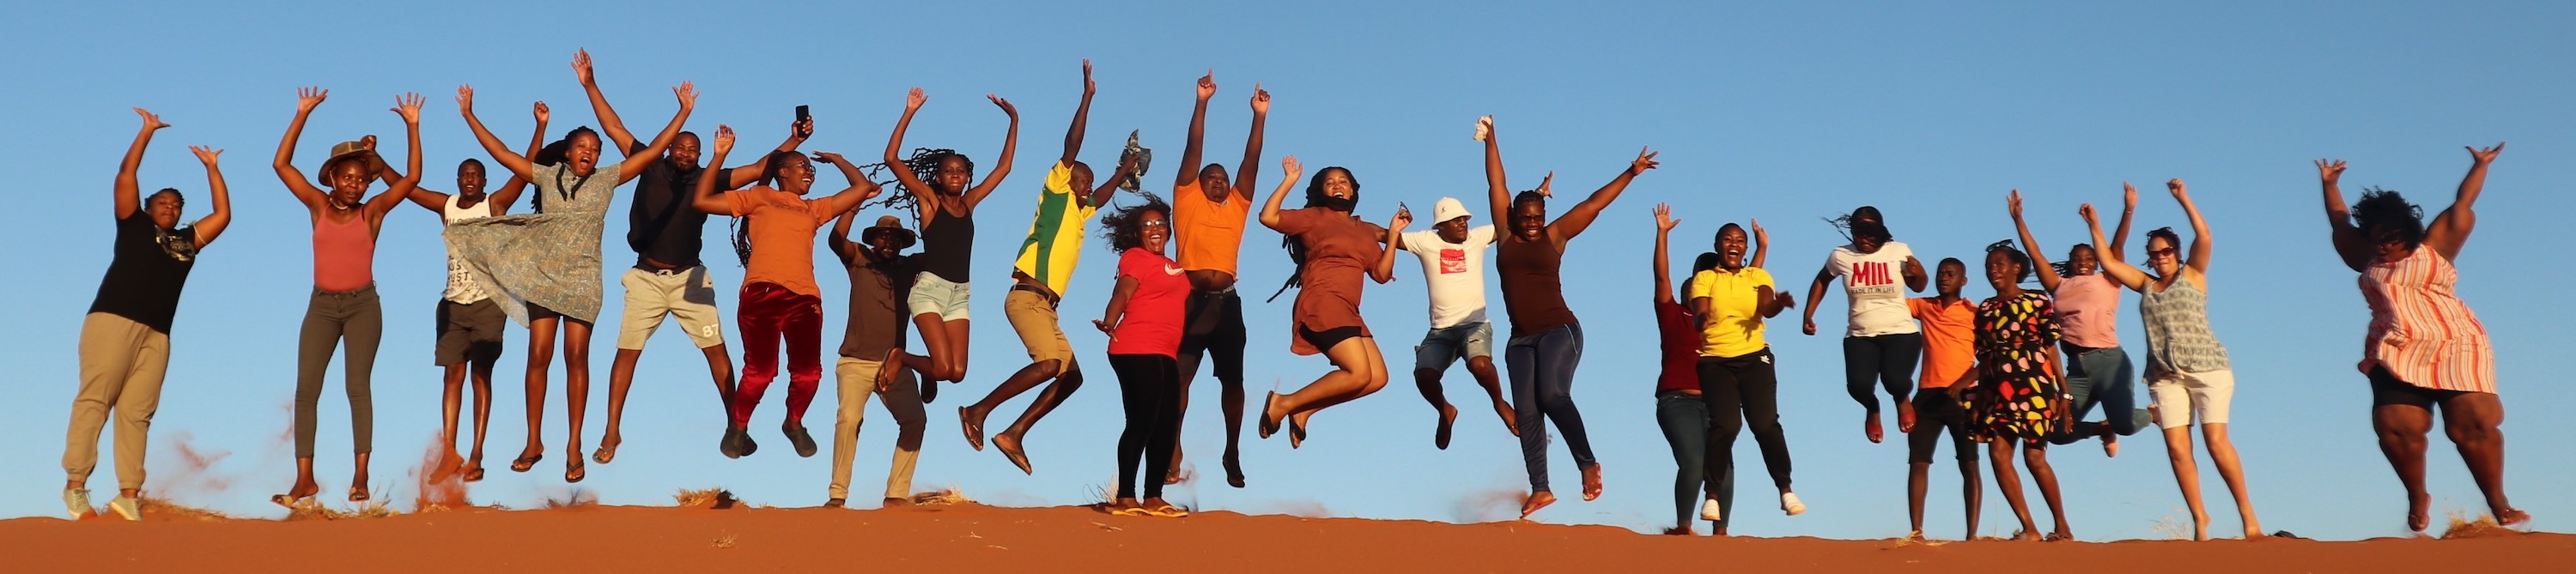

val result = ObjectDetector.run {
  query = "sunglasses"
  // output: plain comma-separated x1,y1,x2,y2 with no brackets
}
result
2148,247,2178,257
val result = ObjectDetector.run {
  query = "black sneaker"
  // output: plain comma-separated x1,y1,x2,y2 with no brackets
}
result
784,422,818,457
720,426,745,459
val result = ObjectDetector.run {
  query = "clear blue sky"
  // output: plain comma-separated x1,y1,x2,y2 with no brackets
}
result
3,1,2569,541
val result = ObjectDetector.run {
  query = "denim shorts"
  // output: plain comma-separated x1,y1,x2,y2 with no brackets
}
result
1413,321,1494,372
906,272,972,322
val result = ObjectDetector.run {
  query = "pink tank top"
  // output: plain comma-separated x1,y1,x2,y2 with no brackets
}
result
313,211,376,292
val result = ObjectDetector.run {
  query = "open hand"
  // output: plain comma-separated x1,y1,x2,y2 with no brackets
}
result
1249,82,1271,114
1081,58,1097,97
2122,181,2138,213
188,145,222,166
2007,189,2025,221
2315,159,2347,183
988,94,1017,117
1751,218,1770,247
811,151,847,165
673,81,698,112
1280,154,1303,183
134,107,169,130
1194,70,1216,100
1775,292,1797,309
1652,202,1679,232
2468,142,2506,165
1630,147,1661,172
906,87,927,111
572,49,596,86
453,86,476,113
712,124,737,156
391,92,426,124
296,87,329,112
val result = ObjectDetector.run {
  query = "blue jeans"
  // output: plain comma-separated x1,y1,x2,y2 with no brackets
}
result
1508,323,1593,492
2048,346,2150,445
1657,390,1733,530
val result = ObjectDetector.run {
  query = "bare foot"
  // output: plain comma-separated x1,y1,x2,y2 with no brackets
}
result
2014,529,2042,541
2100,432,2119,457
2497,508,2532,529
959,407,987,451
1580,464,1604,501
1222,450,1245,489
1493,402,1520,437
2047,529,2074,542
993,432,1033,474
1434,403,1458,450
1519,491,1557,520
272,479,320,508
1104,497,1143,515
1662,526,1694,535
2405,492,2431,532
1864,411,1884,444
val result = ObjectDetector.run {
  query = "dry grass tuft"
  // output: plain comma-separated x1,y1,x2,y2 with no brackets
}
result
712,533,738,549
138,498,232,522
285,498,400,521
675,487,735,509
911,487,974,506
2439,509,2521,540
2148,507,2191,541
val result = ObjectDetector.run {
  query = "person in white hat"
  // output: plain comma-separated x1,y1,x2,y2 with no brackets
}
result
1392,196,1516,450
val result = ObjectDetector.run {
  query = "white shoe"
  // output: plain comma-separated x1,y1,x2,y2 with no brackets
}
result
1781,492,1807,516
108,496,142,521
1698,498,1725,522
64,488,93,519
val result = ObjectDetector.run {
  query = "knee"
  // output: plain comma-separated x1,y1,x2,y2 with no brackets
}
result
1413,369,1442,387
2443,420,2497,444
1058,369,1086,390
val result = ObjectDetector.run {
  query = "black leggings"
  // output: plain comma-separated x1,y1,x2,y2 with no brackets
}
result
1176,289,1246,387
1701,349,1793,497
1111,353,1182,499
1842,333,1923,414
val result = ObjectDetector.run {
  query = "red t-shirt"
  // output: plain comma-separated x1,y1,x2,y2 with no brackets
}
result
1109,248,1190,358
1655,299,1701,394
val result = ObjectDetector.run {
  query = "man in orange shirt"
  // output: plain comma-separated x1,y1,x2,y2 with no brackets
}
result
1904,257,1980,541
1166,70,1267,488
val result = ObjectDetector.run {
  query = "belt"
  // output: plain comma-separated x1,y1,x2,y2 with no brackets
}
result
1011,282,1061,306
635,263,697,276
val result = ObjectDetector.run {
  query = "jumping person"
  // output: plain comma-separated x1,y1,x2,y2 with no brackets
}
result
1164,71,1268,487
1966,239,2072,541
1905,257,1980,541
1650,205,1766,535
1476,115,1657,518
269,89,425,506
825,213,927,509
64,108,234,521
2009,187,2148,456
963,60,1142,474
1255,157,1400,449
1800,206,1928,444
878,87,1020,405
1690,217,1801,526
585,48,800,463
2317,145,2524,533
446,57,696,483
2087,179,2262,540
1394,196,1516,450
1095,196,1192,517
400,100,545,483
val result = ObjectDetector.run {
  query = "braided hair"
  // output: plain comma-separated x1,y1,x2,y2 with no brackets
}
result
862,148,975,218
2050,243,2093,277
730,151,804,267
1986,239,2033,284
1267,166,1362,302
2352,187,2426,251
1826,205,1893,245
1099,192,1172,253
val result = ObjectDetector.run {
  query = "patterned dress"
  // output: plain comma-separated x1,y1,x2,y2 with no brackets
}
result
444,162,622,324
2359,249,2496,393
1967,291,2064,442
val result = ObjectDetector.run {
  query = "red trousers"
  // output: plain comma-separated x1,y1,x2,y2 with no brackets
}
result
732,281,823,427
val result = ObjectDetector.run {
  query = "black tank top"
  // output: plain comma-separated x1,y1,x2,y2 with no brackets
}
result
920,204,975,283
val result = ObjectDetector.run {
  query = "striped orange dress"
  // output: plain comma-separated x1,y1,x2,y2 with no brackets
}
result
2358,249,2496,393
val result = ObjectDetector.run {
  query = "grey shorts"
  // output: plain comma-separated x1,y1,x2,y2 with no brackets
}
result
434,298,507,366
1413,321,1494,373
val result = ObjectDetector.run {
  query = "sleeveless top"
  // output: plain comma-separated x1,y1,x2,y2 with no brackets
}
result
2359,249,2495,393
1495,235,1577,337
2137,278,2229,374
313,209,375,292
444,162,621,324
920,204,975,283
440,196,495,304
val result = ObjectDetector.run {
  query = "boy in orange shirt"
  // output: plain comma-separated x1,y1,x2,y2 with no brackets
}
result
1905,257,1980,540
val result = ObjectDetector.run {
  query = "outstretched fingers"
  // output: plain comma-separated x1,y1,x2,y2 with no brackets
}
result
134,107,169,130
189,145,223,165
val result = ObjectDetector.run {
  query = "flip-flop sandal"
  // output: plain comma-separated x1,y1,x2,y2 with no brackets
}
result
462,466,486,483
1145,504,1191,518
1109,505,1152,517
592,440,620,465
270,493,314,509
2044,532,2072,542
511,452,543,473
1289,417,1308,450
997,436,1034,474
960,408,987,451
565,459,586,484
1258,392,1281,439
349,487,371,503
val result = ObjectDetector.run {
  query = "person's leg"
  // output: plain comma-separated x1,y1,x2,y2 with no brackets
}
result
1698,358,1745,521
1142,354,1184,504
1843,336,1885,442
517,312,559,469
2050,348,2105,445
1164,291,1215,484
1880,333,1921,432
1272,335,1388,426
64,314,137,498
672,266,737,426
2438,391,2521,525
2149,374,2208,539
1412,326,1461,449
108,326,171,501
601,269,667,463
779,296,826,457
343,293,384,497
2367,367,2437,532
992,297,1084,473
1948,404,1983,540
1466,322,1515,435
1506,335,1553,515
2191,370,2258,537
829,358,874,503
1655,392,1707,534
732,285,786,432
2102,349,2149,437
972,291,1070,449
440,361,466,454
1906,395,1940,535
1532,325,1600,499
1110,354,1157,501
1989,438,2038,540
2025,440,2069,541
466,345,498,479
560,316,595,476
1741,352,1795,492
435,301,467,463
1212,292,1249,484
882,366,926,502
289,293,341,498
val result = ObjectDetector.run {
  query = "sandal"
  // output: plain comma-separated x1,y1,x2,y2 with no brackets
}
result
1288,416,1308,450
270,493,314,510
960,407,987,451
565,459,586,484
1144,504,1191,518
510,451,543,473
349,486,371,503
592,439,620,465
1258,392,1281,439
461,464,486,483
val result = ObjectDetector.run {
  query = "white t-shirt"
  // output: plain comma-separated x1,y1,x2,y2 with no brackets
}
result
1823,241,1920,337
441,196,495,304
1400,225,1496,329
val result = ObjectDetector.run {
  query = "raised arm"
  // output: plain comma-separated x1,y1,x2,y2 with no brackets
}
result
1176,72,1214,189
813,151,886,216
2108,182,2138,261
187,146,234,248
571,49,640,153
960,94,1019,208
2316,160,2370,271
487,101,548,212
1372,208,1407,284
1085,150,1139,208
1546,146,1659,241
2008,189,2064,292
361,93,428,225
611,82,696,184
272,87,332,211
114,108,170,219
2083,203,2151,291
1749,218,1771,269
1651,203,1678,304
2426,142,2502,261
456,86,535,179
2170,179,2214,281
883,88,940,218
1233,84,1269,201
827,204,860,261
1257,155,1302,231
1061,59,1094,166
691,125,744,215
1477,116,1511,222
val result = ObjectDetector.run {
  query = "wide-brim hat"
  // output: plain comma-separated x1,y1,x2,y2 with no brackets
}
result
318,139,389,186
861,215,916,250
1433,196,1472,223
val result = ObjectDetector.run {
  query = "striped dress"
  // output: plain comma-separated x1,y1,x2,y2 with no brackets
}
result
2358,249,2495,393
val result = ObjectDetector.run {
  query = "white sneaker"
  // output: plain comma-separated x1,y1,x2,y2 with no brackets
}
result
63,488,92,519
108,496,142,521
1698,498,1725,522
1781,492,1807,516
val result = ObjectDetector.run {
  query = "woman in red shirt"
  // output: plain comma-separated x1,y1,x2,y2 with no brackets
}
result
1093,196,1189,517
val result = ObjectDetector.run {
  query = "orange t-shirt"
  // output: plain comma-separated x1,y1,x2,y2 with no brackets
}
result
1909,297,1977,390
730,188,838,298
1172,181,1250,276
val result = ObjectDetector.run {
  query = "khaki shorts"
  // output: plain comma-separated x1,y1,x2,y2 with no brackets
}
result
1005,288,1078,370
617,265,726,350
2148,368,2235,429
